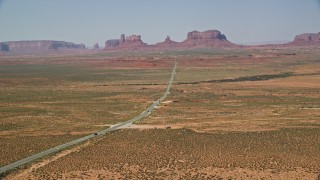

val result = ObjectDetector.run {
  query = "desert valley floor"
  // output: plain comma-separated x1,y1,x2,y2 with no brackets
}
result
1,47,320,179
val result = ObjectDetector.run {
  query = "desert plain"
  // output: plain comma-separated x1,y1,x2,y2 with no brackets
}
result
1,46,320,179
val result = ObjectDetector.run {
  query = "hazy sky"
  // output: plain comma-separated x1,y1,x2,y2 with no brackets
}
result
1,0,320,46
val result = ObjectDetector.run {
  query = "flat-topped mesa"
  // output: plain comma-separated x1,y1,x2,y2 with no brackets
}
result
293,33,320,43
120,34,147,48
104,34,147,50
50,41,85,49
1,40,85,51
187,30,227,40
181,30,234,47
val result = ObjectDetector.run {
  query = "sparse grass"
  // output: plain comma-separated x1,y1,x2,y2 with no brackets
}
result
2,46,320,179
140,47,320,132
0,55,173,166
31,128,320,179
0,135,83,166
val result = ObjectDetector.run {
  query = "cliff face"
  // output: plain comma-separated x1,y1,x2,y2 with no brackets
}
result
0,43,9,51
120,35,147,48
105,34,147,50
104,29,235,50
187,30,226,40
284,32,320,47
1,40,85,51
293,33,320,43
50,41,85,49
180,30,233,47
105,39,120,49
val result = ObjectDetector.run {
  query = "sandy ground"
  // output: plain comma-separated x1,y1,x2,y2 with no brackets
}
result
5,141,93,180
8,166,319,180
2,48,320,179
4,128,320,179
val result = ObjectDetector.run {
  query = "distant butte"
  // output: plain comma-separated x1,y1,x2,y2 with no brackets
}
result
289,32,320,45
105,34,147,50
104,29,236,51
180,30,234,47
0,42,9,51
154,36,178,48
93,43,99,49
2,30,320,53
0,40,85,52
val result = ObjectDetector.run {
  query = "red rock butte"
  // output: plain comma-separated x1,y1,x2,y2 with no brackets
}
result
289,32,320,45
104,29,236,50
105,34,147,50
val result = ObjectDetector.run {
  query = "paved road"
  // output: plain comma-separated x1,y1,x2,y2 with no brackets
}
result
0,60,178,175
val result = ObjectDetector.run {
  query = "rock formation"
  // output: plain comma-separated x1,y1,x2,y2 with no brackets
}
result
105,39,120,49
165,36,171,42
1,40,85,51
120,34,125,44
292,33,320,43
125,35,143,44
93,43,99,49
120,35,147,49
104,29,235,51
104,34,147,50
0,42,9,51
283,32,320,47
155,36,178,48
49,41,85,49
180,30,233,47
